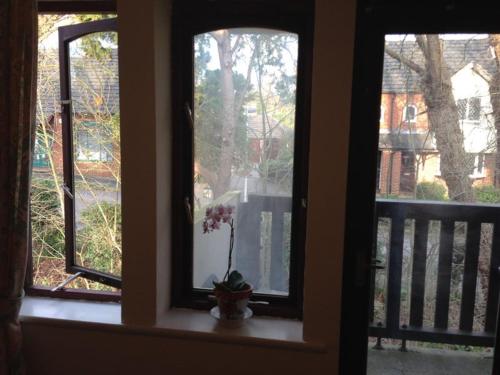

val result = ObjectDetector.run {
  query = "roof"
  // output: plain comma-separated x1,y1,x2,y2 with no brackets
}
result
383,38,496,93
37,49,119,119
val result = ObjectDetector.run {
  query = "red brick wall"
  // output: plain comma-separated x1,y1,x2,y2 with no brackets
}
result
378,150,402,195
36,114,120,180
380,93,428,133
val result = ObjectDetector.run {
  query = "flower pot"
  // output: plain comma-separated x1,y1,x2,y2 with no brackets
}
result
214,284,253,321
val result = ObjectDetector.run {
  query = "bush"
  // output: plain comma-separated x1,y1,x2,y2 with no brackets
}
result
77,202,122,275
416,181,448,201
30,178,65,258
31,178,60,215
474,185,500,204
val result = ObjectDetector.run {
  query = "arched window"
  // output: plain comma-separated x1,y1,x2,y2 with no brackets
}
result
402,104,417,123
172,0,314,317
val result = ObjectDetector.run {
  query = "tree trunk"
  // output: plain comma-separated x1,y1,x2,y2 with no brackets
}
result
212,30,237,198
488,35,500,188
418,35,474,202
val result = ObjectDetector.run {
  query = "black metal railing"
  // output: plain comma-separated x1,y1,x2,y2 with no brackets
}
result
370,199,500,347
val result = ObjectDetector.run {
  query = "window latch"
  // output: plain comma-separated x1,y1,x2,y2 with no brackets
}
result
184,102,194,130
51,272,83,292
62,184,74,199
301,198,307,208
185,197,193,224
60,99,72,113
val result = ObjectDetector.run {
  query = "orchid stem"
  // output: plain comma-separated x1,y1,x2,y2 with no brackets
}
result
223,219,234,282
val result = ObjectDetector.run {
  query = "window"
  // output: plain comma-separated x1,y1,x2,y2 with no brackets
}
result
75,121,113,162
380,106,385,123
172,0,313,317
402,104,417,122
28,11,121,300
457,97,481,121
470,153,485,177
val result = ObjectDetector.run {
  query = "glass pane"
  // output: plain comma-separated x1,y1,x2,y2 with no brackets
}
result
192,28,298,295
69,31,121,277
32,15,119,291
368,34,500,374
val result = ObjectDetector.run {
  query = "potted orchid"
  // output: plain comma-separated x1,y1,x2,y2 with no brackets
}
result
203,204,252,321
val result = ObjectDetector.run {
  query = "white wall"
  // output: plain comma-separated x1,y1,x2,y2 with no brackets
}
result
452,64,496,153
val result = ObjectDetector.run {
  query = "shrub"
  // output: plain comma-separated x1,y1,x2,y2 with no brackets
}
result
31,178,60,215
77,202,122,275
474,185,500,204
30,178,65,258
416,181,447,201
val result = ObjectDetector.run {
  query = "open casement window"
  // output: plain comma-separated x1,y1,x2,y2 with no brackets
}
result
59,18,121,289
172,1,313,318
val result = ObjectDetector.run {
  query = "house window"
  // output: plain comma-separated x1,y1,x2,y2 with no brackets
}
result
75,121,113,162
402,104,417,122
457,97,481,121
29,12,121,299
172,0,313,317
469,153,485,177
380,105,385,123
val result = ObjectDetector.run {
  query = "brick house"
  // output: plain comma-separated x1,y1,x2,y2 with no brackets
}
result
245,105,287,166
34,50,120,180
378,38,497,196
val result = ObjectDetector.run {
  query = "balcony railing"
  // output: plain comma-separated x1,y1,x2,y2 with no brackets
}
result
236,194,291,293
370,199,500,347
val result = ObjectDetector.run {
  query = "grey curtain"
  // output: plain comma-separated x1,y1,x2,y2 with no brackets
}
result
0,0,37,374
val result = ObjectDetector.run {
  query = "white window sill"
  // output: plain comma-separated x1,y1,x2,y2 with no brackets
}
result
20,296,121,325
20,297,325,353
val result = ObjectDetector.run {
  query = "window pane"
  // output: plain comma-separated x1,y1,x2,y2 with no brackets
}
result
32,15,119,291
404,105,416,121
457,98,467,120
70,31,121,277
468,97,481,121
192,28,298,295
370,34,500,374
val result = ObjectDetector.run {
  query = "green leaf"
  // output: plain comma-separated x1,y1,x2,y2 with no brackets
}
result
213,280,231,292
227,270,247,291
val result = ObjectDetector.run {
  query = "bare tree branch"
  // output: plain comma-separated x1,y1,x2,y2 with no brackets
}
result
415,35,429,59
385,47,425,76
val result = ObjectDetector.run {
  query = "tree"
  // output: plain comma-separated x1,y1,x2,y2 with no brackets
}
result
194,30,298,199
487,35,500,187
386,35,474,202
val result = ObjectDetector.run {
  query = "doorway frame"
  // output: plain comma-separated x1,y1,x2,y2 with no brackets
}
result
340,1,500,374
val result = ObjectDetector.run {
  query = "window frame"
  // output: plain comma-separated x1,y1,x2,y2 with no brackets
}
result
458,97,481,122
59,17,121,288
340,1,500,373
75,121,114,162
26,0,120,302
171,0,314,319
469,153,485,177
402,104,417,123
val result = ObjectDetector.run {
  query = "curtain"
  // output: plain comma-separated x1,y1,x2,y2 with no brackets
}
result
0,0,37,374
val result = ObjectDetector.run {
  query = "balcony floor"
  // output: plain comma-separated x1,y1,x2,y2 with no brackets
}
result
367,346,493,375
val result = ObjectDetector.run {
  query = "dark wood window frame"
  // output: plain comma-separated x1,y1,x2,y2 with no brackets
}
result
171,0,314,319
26,0,120,302
340,0,500,373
